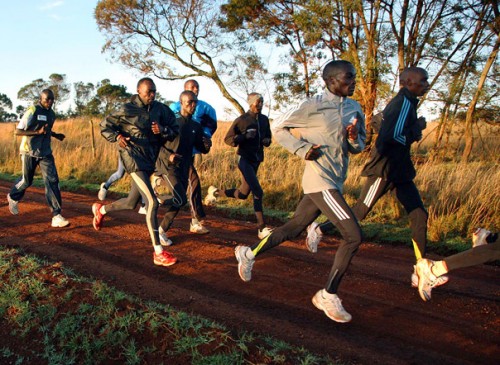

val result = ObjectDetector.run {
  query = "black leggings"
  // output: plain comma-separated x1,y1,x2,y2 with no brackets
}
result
250,189,362,294
321,176,427,259
224,157,264,213
105,171,161,247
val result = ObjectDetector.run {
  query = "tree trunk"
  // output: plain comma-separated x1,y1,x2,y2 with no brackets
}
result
461,35,499,162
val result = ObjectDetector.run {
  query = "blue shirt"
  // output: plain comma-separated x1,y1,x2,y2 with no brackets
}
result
169,99,217,137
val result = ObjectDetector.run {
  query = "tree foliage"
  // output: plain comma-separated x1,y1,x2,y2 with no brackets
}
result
94,0,264,114
0,93,17,122
17,74,70,112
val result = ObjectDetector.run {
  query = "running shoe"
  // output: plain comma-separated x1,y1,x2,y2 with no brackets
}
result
92,203,105,230
98,183,107,201
312,289,352,323
153,250,177,267
190,220,209,234
204,186,219,206
51,214,70,228
159,226,173,246
257,227,273,240
306,222,322,253
235,245,254,282
7,193,18,215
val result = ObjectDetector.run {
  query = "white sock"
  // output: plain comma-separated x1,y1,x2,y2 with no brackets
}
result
153,245,163,254
246,248,255,259
99,206,106,215
192,218,199,225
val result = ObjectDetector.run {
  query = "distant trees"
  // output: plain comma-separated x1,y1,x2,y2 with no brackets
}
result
0,94,17,122
17,73,70,112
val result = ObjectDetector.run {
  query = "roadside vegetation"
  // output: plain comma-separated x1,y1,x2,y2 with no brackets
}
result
0,118,498,255
0,246,338,365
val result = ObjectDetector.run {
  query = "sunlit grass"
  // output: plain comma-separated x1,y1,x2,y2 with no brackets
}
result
0,246,339,364
0,118,498,249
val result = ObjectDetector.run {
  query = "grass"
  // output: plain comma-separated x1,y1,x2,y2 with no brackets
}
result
0,118,498,253
0,246,339,365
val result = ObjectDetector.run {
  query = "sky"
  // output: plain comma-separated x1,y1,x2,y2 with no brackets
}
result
0,0,235,119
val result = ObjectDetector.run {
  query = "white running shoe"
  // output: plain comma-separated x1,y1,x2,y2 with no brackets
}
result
472,228,491,248
235,245,255,282
159,226,172,247
98,183,107,201
51,214,70,228
138,205,147,215
204,186,219,206
312,289,352,323
306,222,322,253
190,220,209,234
7,194,19,215
411,265,448,288
257,227,273,240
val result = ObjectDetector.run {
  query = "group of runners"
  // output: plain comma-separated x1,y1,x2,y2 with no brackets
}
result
6,60,498,323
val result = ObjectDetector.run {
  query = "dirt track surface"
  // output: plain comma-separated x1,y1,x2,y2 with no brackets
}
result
0,180,498,364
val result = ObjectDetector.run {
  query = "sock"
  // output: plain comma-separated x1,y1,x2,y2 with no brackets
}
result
246,249,255,259
322,289,338,299
192,218,199,225
153,245,163,254
432,260,448,277
100,206,106,215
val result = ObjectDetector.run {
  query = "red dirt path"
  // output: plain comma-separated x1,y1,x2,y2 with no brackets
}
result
0,180,498,364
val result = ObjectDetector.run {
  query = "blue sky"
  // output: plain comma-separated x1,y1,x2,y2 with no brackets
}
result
0,0,232,118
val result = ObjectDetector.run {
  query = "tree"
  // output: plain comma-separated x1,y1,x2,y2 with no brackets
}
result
0,93,17,122
461,1,499,162
74,82,97,116
17,74,70,112
219,0,327,107
95,0,260,114
94,79,131,116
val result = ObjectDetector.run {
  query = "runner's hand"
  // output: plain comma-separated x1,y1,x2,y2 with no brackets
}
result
117,134,130,148
346,119,358,141
305,145,322,160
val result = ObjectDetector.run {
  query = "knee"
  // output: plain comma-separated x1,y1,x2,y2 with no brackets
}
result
236,191,249,200
253,189,263,200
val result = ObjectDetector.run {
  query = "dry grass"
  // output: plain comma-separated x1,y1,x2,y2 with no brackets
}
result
0,118,498,243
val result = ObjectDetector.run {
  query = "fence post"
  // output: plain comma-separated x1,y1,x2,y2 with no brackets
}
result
90,118,96,157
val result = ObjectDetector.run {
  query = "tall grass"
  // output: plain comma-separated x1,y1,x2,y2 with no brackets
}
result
0,118,498,244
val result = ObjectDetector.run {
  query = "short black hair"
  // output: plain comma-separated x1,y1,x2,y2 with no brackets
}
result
137,77,155,88
179,90,197,101
40,88,54,99
184,79,199,88
322,60,353,80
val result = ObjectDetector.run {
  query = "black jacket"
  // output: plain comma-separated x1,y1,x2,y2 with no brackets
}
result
224,110,272,163
100,95,178,174
361,88,423,183
156,114,210,180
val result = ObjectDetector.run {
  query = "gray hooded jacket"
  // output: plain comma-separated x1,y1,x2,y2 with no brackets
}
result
272,88,366,194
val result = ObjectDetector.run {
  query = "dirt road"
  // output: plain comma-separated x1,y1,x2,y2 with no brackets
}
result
0,180,498,364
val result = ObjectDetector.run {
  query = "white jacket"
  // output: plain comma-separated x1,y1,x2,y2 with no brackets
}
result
272,88,365,194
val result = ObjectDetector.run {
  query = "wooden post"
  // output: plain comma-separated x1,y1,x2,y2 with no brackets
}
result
90,118,96,157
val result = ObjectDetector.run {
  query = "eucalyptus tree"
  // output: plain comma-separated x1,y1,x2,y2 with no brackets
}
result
17,74,70,112
95,0,262,114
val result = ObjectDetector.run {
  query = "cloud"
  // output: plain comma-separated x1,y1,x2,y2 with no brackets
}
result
39,1,64,11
